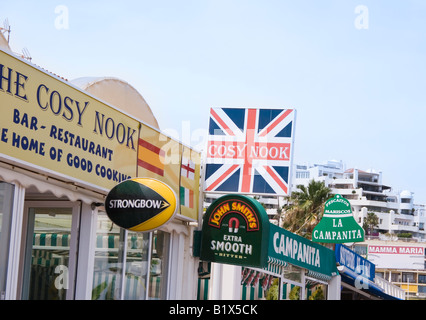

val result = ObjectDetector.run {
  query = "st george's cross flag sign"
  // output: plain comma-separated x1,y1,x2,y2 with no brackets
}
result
204,107,296,196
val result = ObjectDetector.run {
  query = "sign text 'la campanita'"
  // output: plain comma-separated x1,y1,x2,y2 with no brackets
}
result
312,194,364,243
0,64,137,150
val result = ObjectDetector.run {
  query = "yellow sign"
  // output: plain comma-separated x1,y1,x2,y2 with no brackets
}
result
105,178,177,232
179,146,201,220
401,284,418,293
0,49,202,222
137,125,201,221
0,49,138,190
137,124,182,196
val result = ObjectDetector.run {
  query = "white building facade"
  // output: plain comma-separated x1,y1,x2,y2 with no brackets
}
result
293,160,426,241
292,160,426,299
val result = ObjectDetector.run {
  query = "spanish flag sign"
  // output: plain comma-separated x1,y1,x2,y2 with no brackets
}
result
137,124,201,221
137,124,181,204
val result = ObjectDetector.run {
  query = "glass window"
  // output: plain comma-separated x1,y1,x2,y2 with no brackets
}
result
283,283,302,300
22,208,74,300
124,230,150,299
92,212,170,300
282,264,302,283
402,272,415,283
390,273,401,282
149,231,170,299
0,182,14,299
281,265,304,300
92,214,126,300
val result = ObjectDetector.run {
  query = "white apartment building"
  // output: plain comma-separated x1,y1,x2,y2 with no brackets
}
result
293,160,426,298
293,160,426,242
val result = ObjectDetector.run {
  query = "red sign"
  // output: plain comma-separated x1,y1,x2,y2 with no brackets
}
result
369,245,424,255
207,141,291,161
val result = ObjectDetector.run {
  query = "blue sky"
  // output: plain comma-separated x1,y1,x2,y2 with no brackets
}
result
2,1,426,202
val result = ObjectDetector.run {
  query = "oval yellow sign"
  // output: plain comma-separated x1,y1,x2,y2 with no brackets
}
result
105,178,177,232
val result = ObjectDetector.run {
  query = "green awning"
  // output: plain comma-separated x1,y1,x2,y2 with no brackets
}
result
268,223,339,278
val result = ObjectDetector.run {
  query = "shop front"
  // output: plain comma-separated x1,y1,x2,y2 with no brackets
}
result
196,194,341,300
335,244,404,300
0,47,202,300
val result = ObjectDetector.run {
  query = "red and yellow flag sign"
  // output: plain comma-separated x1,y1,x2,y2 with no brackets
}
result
138,138,165,176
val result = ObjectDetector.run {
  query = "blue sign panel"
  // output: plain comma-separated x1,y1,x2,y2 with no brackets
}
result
335,244,375,282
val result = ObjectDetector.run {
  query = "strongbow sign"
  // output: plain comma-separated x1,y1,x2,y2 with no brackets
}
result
312,194,364,243
200,195,270,268
105,178,177,232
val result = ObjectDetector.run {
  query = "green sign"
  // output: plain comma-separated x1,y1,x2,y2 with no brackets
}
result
312,194,364,243
269,223,338,277
200,195,270,268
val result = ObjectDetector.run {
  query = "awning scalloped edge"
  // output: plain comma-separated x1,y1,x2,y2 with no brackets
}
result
0,165,99,205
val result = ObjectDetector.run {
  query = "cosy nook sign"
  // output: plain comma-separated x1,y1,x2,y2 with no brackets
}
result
200,195,270,268
312,194,364,243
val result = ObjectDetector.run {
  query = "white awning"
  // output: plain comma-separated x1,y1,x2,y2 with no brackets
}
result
0,164,102,204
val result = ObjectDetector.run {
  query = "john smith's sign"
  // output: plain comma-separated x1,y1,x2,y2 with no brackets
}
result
200,195,269,268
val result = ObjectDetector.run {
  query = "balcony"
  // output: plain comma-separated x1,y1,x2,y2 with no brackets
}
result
389,224,419,233
350,198,389,209
375,276,406,300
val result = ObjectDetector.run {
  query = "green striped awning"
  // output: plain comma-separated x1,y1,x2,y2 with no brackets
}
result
33,233,70,247
306,270,332,282
264,256,287,275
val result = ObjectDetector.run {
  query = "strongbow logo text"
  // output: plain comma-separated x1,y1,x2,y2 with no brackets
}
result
108,198,169,210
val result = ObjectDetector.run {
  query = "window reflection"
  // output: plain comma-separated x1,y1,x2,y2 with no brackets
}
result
92,217,125,300
149,231,169,299
25,209,73,300
0,182,14,298
124,230,149,299
92,212,170,300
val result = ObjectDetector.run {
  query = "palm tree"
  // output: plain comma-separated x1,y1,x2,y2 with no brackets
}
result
363,211,379,236
281,179,331,238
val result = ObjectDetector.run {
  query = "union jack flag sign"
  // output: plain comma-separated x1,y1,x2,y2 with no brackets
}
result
204,107,296,195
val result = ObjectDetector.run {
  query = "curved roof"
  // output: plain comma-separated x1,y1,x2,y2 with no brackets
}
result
72,77,159,129
0,32,11,52
400,190,412,199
